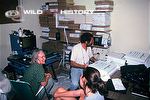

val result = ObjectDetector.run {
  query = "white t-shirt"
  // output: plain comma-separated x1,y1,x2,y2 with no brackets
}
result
84,91,104,100
71,43,93,65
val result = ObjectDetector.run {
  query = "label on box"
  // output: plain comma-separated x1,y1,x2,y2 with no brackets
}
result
69,33,80,38
80,23,92,30
92,13,110,26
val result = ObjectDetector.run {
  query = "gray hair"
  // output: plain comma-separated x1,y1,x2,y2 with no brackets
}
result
31,49,44,63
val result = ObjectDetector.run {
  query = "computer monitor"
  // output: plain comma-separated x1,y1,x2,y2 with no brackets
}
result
94,35,103,46
10,33,37,56
20,35,36,51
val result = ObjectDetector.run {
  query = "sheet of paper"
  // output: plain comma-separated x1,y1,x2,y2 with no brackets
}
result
36,86,44,96
112,78,126,90
125,51,149,63
0,89,4,93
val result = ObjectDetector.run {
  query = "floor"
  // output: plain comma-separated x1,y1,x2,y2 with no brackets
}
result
5,64,149,100
47,66,149,100
50,69,71,94
45,66,71,100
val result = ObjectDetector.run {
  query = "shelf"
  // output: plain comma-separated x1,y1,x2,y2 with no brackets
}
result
64,28,111,33
40,36,78,45
40,36,110,49
93,45,110,49
39,0,113,48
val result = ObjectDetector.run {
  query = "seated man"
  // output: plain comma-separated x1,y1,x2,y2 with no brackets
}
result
21,49,54,98
70,33,96,90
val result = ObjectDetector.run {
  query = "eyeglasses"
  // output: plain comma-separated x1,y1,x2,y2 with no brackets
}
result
37,52,46,59
38,56,46,59
39,56,46,58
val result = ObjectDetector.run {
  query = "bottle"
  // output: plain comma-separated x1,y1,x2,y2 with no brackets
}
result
107,34,111,46
45,2,49,10
18,28,22,37
125,60,128,66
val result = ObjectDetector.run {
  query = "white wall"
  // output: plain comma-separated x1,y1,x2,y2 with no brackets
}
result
0,0,150,68
73,0,150,54
0,25,2,68
0,0,47,69
0,23,21,69
149,0,150,53
111,0,150,53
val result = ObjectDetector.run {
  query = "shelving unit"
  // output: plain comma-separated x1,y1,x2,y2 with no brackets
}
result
39,0,114,63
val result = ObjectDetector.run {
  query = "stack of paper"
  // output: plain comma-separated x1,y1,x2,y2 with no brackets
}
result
89,60,119,81
125,51,149,63
145,56,150,68
125,51,150,67
41,27,50,37
92,13,110,26
36,86,44,96
107,52,126,68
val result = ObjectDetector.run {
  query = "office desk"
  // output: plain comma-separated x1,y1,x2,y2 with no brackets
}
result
7,55,31,79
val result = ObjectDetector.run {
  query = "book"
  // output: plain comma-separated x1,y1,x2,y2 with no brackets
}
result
112,78,126,90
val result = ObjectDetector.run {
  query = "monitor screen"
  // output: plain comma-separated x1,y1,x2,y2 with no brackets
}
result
94,36,103,46
20,35,36,50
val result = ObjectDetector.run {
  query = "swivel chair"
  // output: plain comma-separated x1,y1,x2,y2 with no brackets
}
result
10,80,53,100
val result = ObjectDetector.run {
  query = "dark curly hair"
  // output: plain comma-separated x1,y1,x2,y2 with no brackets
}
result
83,67,107,95
80,33,93,44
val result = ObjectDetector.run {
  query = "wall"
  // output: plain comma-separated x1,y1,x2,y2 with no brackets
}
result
0,0,150,68
0,0,48,69
0,25,2,68
111,0,150,53
0,23,21,69
149,0,150,53
73,0,150,54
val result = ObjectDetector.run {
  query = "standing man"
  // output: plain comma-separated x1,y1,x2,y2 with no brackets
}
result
22,49,54,98
70,33,96,90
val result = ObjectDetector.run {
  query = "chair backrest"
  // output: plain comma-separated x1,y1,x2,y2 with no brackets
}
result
10,80,38,100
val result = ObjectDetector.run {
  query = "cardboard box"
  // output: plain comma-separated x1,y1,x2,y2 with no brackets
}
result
67,32,80,43
67,5,86,10
59,20,74,26
39,22,48,27
92,26,111,32
95,7,113,12
80,23,92,31
58,0,74,4
94,0,114,12
39,13,54,27
95,0,114,6
69,33,80,38
68,37,79,43
57,0,74,10
92,13,110,26
56,29,66,42
42,40,64,53
44,0,58,2
68,24,80,30
49,28,58,38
